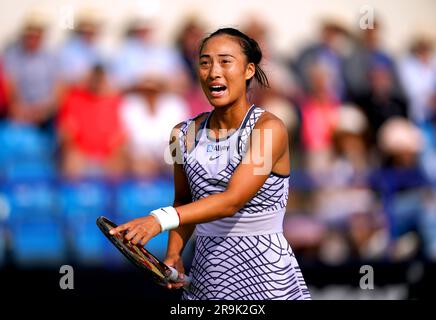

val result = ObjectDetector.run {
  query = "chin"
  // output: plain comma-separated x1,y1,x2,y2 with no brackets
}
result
207,99,226,108
210,101,228,108
207,97,237,109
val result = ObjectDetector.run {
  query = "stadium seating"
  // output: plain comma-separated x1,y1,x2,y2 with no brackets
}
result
4,181,58,221
418,201,436,261
114,178,174,258
0,225,5,266
3,159,56,181
59,180,116,265
66,219,110,265
1,176,175,266
0,188,9,266
0,121,56,181
115,178,174,221
9,217,67,266
59,180,112,222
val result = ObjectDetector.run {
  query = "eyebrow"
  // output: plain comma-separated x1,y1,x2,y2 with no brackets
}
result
199,54,236,59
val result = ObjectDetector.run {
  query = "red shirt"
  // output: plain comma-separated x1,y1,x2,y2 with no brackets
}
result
0,61,7,116
58,88,125,160
301,96,338,151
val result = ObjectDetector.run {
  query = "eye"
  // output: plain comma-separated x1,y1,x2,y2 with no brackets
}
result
222,59,231,64
199,60,210,66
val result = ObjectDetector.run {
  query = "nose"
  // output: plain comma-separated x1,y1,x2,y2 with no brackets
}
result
208,61,222,79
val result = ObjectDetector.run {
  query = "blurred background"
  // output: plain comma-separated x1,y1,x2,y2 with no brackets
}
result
0,0,435,300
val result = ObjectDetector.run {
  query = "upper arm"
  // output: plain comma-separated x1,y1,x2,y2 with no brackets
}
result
225,112,289,208
169,112,211,206
168,122,192,206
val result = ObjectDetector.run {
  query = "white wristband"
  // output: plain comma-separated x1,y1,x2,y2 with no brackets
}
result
150,206,180,232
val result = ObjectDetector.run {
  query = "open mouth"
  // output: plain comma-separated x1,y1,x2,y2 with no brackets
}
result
208,85,227,98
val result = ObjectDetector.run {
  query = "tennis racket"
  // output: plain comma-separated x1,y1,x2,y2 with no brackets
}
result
96,216,191,291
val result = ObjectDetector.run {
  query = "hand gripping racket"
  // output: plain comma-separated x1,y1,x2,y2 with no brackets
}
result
96,216,191,291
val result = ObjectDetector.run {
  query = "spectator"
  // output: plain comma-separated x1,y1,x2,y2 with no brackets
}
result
57,64,126,179
250,59,301,166
0,59,7,119
111,14,189,94
242,14,303,103
241,15,304,166
354,61,409,145
314,106,386,262
399,34,436,124
174,16,210,116
331,105,372,184
3,10,60,131
119,72,189,178
344,18,404,101
420,113,436,185
373,118,434,261
292,17,351,102
57,7,105,85
242,14,274,61
252,64,299,135
299,61,340,175
399,36,436,185
175,16,206,86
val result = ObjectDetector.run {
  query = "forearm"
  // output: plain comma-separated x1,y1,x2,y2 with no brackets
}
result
166,200,196,257
166,224,195,257
175,191,241,225
165,191,240,257
164,193,240,256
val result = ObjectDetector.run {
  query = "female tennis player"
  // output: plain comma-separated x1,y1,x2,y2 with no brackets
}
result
110,27,311,300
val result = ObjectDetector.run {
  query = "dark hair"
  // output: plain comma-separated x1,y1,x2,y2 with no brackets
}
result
199,27,269,89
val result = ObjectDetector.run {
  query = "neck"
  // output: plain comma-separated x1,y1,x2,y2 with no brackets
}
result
143,92,159,113
209,98,251,132
313,90,330,103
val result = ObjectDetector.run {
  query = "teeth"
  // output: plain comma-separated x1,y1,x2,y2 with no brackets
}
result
210,85,226,91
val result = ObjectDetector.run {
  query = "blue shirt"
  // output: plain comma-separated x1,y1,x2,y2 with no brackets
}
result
3,41,58,105
110,38,184,89
57,35,103,83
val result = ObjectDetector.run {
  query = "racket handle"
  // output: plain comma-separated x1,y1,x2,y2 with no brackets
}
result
167,266,191,291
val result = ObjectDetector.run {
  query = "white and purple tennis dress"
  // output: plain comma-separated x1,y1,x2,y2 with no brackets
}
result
179,105,311,300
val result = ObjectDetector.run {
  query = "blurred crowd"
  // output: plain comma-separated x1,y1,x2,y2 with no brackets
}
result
0,8,435,266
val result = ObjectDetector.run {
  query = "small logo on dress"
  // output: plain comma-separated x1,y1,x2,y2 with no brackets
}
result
207,144,214,152
209,154,222,161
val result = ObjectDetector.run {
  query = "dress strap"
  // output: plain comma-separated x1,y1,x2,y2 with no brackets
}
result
237,105,265,155
179,112,210,157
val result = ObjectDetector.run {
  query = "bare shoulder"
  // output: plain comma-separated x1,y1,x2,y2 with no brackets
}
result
170,112,208,136
254,110,288,138
169,121,186,144
171,121,185,132
170,112,210,150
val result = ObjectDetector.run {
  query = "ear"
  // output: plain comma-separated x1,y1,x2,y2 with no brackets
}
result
245,62,255,81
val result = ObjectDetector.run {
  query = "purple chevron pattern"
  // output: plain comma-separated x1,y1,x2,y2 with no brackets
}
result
177,106,310,300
